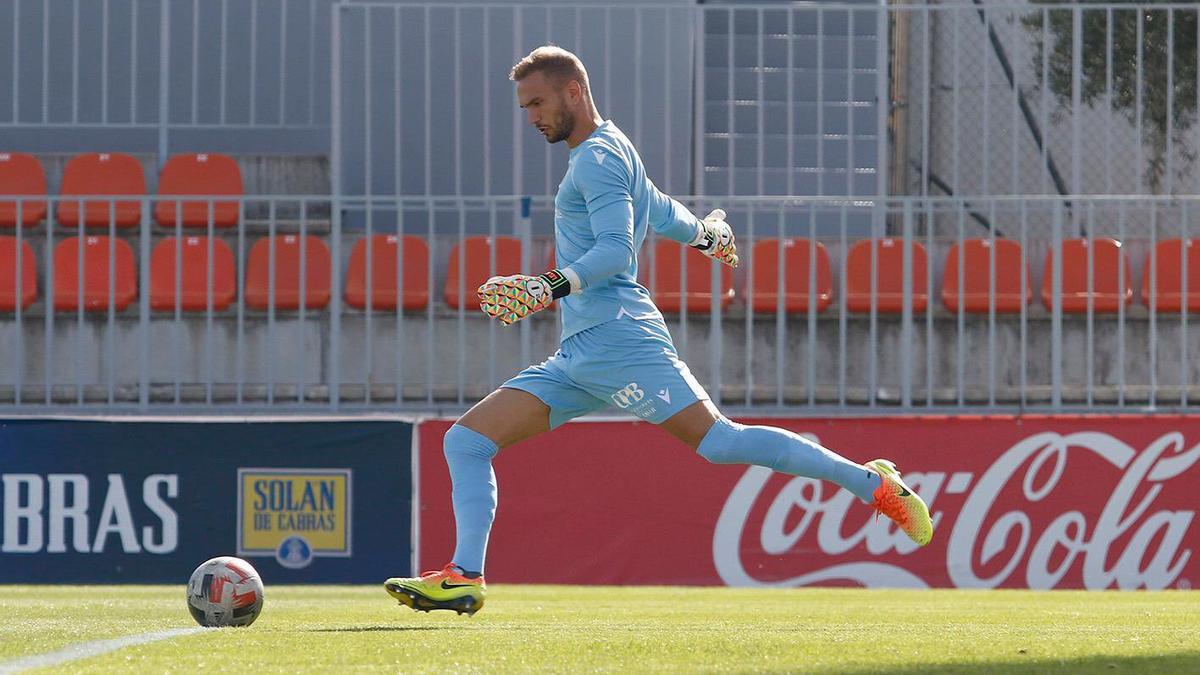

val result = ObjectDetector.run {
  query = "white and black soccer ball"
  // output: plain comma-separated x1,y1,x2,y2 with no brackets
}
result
186,556,265,627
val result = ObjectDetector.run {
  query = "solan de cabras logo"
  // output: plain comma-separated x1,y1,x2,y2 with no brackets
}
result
237,468,352,569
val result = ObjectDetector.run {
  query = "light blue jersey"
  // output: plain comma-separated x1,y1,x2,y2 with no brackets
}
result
554,120,702,341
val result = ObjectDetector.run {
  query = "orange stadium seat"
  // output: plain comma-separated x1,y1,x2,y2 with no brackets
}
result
0,152,47,227
1040,238,1132,313
56,153,146,229
0,236,37,311
150,236,236,312
52,236,137,312
1142,238,1200,312
748,238,832,314
345,234,430,311
244,235,331,310
641,239,734,313
444,236,522,310
845,238,928,313
941,238,1031,313
154,153,242,229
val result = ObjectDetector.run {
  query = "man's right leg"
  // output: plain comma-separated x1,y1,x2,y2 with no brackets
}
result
385,388,550,615
446,387,551,575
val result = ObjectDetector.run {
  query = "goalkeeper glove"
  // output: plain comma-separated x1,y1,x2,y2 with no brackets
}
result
477,269,572,325
690,208,739,268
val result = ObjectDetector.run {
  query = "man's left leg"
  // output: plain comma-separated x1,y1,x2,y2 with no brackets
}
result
660,400,933,546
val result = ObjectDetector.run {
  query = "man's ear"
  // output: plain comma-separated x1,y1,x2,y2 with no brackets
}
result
567,80,583,106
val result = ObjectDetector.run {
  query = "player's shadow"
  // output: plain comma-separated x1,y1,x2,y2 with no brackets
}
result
308,625,454,633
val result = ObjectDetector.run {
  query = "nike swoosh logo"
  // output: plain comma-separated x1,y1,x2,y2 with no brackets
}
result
441,580,477,590
898,487,911,497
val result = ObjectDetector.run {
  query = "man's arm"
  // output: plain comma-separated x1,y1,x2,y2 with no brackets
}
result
477,144,635,325
648,186,739,268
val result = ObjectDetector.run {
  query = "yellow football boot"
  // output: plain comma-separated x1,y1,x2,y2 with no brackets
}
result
867,459,934,546
384,563,486,616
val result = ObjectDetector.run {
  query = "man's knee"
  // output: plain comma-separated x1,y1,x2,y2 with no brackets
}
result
694,416,744,464
444,424,500,461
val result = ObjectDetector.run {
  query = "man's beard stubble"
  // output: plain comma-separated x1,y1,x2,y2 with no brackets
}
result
547,107,574,144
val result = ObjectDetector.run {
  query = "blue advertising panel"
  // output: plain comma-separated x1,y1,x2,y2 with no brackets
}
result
0,419,412,583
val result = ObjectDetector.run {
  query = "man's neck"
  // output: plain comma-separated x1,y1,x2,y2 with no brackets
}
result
566,112,605,149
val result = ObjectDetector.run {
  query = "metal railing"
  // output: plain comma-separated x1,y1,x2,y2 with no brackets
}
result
1,0,332,159
3,193,1200,414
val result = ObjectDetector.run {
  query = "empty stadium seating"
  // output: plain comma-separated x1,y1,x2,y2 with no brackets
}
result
244,235,332,310
748,238,832,314
0,236,37,311
941,238,1031,313
52,236,137,312
642,239,735,313
1040,238,1132,313
345,234,431,311
444,236,522,310
56,152,146,229
0,153,47,228
845,238,929,313
1142,238,1200,312
154,153,242,229
150,237,237,312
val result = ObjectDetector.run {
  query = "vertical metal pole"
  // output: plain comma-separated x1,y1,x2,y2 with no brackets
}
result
279,0,288,126
756,8,764,196
727,7,734,195
848,9,856,199
191,0,199,124
1183,200,1191,407
102,0,109,124
817,7,825,195
1071,6,1082,201
876,0,889,202
250,0,258,124
1167,9,1176,195
10,0,17,123
900,201,912,407
330,0,342,409
1051,201,1063,408
456,7,463,197
1136,11,1144,193
838,206,848,407
158,0,170,166
1020,200,1028,408
220,0,227,123
1149,202,1157,407
1105,8,1113,194
955,202,965,405
72,0,79,123
1117,199,1127,405
776,205,786,406
692,6,705,194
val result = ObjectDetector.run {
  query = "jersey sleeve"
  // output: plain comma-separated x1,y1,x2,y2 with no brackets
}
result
563,143,637,290
647,184,702,245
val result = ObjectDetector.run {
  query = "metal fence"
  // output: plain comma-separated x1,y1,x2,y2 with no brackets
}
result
3,193,1200,414
0,0,333,158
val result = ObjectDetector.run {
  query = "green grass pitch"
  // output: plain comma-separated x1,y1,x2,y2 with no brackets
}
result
1,585,1197,673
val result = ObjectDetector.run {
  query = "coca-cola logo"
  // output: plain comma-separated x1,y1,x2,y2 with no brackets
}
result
714,431,1199,590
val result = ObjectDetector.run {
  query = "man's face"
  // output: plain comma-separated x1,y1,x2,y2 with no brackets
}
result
517,71,574,144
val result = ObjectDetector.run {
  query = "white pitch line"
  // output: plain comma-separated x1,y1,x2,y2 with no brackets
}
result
0,627,211,674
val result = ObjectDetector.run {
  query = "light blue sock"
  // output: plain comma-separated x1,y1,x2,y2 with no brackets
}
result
443,424,499,575
696,417,882,503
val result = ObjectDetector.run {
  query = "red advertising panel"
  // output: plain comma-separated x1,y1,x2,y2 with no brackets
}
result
416,416,1199,590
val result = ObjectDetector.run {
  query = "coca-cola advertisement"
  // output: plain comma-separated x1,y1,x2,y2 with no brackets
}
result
415,416,1199,590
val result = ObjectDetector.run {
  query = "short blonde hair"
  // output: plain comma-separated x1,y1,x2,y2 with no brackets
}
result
509,45,591,97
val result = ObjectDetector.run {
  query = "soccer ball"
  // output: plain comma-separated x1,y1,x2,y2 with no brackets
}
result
186,556,265,627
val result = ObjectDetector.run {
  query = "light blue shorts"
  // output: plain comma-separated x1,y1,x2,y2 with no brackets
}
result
503,318,709,429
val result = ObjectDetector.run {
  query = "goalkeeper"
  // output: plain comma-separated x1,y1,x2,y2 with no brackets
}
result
385,46,933,616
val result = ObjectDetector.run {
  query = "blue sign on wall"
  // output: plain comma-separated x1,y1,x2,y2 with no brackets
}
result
0,419,412,584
